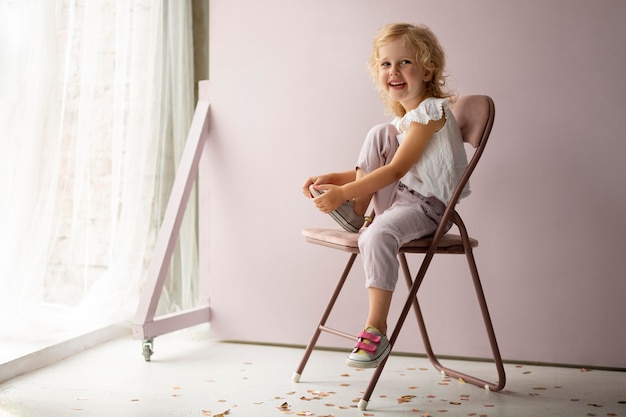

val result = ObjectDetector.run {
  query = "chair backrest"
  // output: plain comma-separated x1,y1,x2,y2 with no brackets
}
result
447,95,495,206
451,95,495,149
432,95,494,238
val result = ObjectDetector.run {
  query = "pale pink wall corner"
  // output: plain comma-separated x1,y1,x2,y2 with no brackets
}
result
202,0,626,369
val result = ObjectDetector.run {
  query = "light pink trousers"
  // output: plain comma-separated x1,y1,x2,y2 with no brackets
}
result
356,123,449,291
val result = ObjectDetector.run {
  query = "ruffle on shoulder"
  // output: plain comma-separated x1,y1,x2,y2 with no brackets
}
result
393,97,449,133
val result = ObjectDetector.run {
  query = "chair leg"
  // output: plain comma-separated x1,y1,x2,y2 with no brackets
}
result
401,252,506,392
292,253,359,383
357,252,436,410
463,249,506,391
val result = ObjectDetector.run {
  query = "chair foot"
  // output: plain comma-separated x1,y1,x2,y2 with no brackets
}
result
291,372,301,383
358,399,368,410
484,384,490,391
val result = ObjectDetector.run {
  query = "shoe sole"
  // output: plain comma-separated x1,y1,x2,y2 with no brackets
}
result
345,343,391,368
309,185,361,233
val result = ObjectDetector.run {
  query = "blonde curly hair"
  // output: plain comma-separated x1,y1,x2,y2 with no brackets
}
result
369,23,453,117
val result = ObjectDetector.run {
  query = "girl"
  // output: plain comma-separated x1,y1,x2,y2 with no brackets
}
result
302,23,470,368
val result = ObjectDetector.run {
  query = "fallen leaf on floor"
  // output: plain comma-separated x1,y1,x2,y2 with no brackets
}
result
214,410,230,417
296,412,313,416
586,403,603,407
71,408,83,411
398,395,416,404
129,398,139,402
277,402,289,410
450,401,461,405
201,410,211,416
408,386,419,390
458,377,465,383
533,387,547,390
173,385,181,389
580,368,592,372
484,404,495,407
523,371,531,374
340,373,350,377
427,395,436,399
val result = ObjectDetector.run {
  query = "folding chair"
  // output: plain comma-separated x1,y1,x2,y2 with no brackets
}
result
292,95,505,410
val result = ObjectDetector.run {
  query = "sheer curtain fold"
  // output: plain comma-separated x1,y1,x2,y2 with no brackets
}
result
0,0,197,342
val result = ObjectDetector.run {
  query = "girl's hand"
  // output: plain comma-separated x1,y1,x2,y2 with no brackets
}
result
301,174,333,198
311,184,346,214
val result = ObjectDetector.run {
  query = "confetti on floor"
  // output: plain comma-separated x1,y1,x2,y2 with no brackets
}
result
2,336,625,417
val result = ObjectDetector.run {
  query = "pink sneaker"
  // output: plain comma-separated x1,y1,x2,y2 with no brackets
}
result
345,326,390,368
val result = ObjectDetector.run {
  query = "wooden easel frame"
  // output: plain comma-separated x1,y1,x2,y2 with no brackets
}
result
132,81,211,360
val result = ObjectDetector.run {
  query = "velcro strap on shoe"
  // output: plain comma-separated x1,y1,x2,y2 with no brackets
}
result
358,331,382,343
355,341,377,353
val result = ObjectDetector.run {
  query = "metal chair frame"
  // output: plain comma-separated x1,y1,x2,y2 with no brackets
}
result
292,95,505,411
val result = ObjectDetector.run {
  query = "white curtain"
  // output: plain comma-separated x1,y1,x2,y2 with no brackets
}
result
0,0,197,343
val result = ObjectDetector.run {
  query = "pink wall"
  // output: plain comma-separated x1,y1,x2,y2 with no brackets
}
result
204,0,626,368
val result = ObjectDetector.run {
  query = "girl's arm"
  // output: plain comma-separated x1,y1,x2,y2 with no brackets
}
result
314,118,444,212
302,170,356,198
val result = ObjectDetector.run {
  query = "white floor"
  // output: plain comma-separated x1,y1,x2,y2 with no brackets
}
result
1,332,625,417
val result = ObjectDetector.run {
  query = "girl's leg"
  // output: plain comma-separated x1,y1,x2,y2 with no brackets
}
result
366,287,392,335
353,123,401,216
360,190,445,298
348,189,446,367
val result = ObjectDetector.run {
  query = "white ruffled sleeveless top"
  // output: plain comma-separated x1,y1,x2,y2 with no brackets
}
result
392,97,470,205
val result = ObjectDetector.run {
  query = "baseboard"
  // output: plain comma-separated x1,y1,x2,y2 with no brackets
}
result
0,324,131,384
221,340,626,373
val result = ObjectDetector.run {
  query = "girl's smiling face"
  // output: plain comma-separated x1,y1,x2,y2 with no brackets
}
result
377,38,432,112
